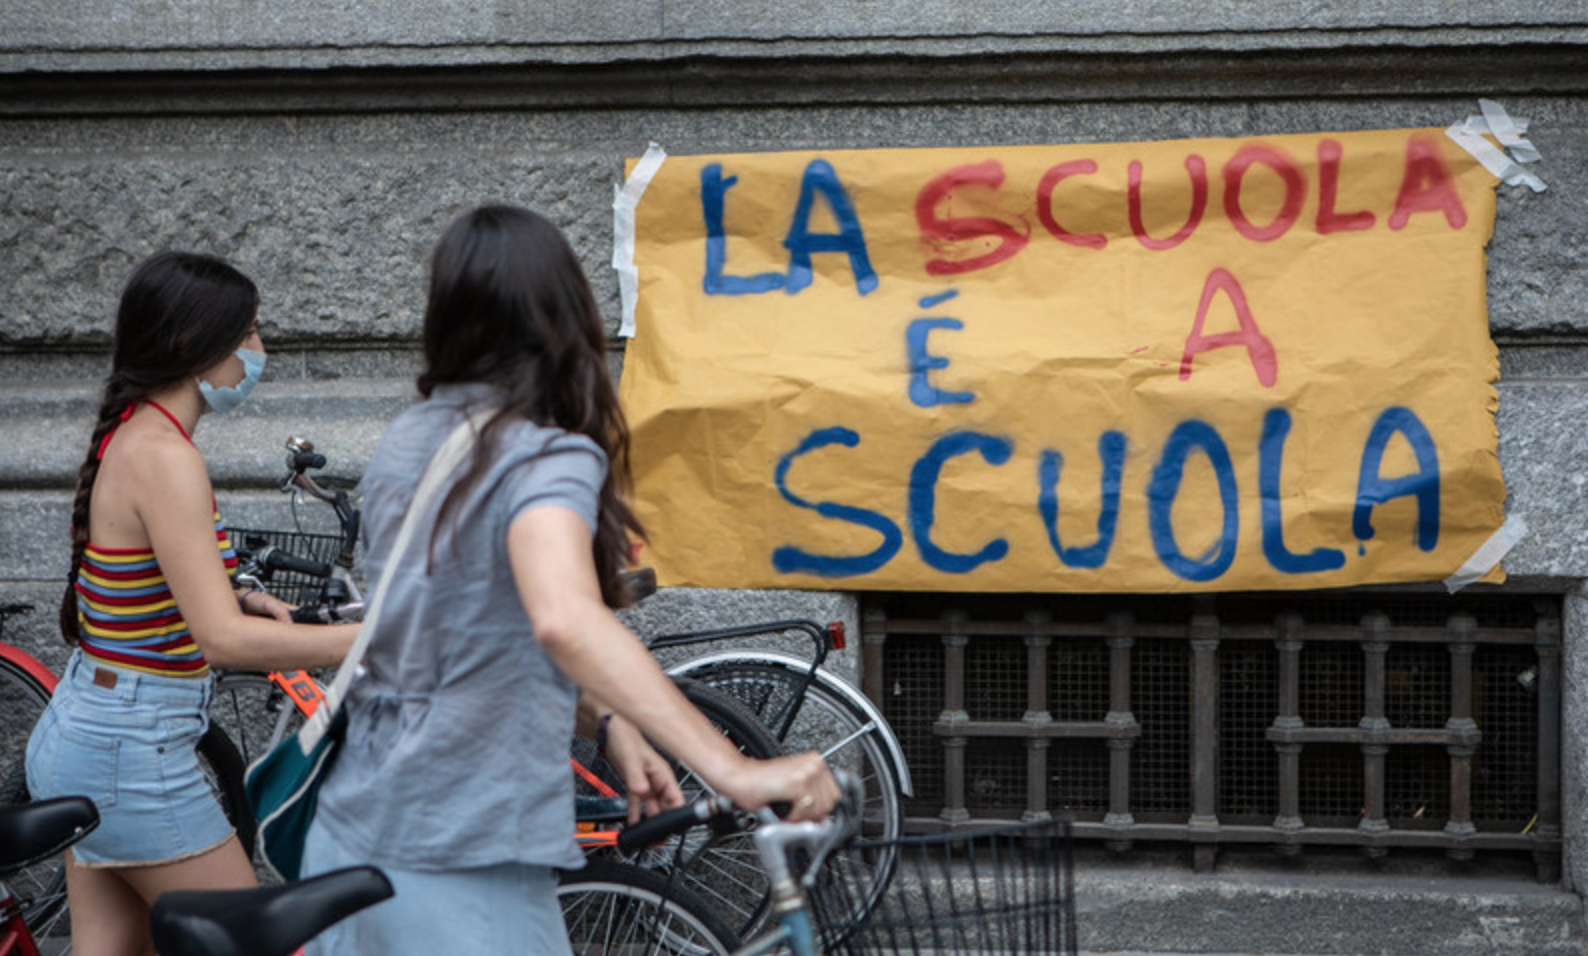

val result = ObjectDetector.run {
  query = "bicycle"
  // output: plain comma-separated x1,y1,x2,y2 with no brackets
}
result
611,775,1078,956
636,620,907,937
212,435,909,935
209,437,364,773
1,795,97,956
213,450,788,914
0,606,254,955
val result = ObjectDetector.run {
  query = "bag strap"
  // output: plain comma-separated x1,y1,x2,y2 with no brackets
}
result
296,408,493,752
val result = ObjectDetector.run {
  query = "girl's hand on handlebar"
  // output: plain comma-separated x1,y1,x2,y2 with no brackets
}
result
724,751,840,823
239,588,296,623
601,715,685,824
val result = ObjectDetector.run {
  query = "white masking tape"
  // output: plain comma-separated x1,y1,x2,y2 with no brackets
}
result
1480,98,1542,164
612,142,668,338
1444,513,1529,594
1445,100,1546,193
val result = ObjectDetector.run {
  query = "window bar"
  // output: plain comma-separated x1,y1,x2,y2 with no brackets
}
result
940,611,970,825
1443,613,1479,861
1271,611,1306,855
1534,606,1563,883
1358,611,1392,857
861,607,887,709
1105,610,1137,850
1189,596,1220,872
1024,611,1053,825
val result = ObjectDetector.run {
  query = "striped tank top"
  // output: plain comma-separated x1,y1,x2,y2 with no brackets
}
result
75,399,237,678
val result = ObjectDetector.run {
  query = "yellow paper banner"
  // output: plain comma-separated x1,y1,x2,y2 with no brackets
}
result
619,128,1506,592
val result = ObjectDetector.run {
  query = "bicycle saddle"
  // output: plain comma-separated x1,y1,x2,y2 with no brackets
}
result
0,795,98,875
150,866,393,956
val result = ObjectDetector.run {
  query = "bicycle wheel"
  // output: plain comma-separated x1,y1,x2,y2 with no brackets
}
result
668,679,785,935
559,858,739,956
675,659,903,941
210,671,311,768
677,661,904,839
0,654,70,946
576,678,782,939
0,652,52,796
198,724,257,863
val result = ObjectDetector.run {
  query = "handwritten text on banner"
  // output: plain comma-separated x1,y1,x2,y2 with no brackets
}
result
618,128,1505,592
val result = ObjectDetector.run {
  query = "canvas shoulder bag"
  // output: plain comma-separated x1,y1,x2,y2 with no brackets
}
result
244,409,490,880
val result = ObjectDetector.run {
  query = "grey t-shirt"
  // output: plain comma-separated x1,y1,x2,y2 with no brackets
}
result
316,383,604,871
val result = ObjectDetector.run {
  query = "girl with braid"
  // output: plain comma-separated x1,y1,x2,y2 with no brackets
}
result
25,251,358,956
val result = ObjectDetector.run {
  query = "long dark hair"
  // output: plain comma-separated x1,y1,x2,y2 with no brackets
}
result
418,205,643,608
60,251,260,643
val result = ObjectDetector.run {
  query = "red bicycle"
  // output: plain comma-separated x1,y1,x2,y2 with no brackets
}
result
0,795,97,956
0,603,253,953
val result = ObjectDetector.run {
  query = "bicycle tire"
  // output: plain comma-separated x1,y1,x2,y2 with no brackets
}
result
0,653,69,944
210,671,311,768
198,724,257,863
575,677,783,939
0,652,52,799
559,858,740,956
673,659,904,941
675,660,904,839
669,678,784,935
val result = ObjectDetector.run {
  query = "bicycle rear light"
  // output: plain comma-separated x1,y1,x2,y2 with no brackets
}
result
826,621,846,650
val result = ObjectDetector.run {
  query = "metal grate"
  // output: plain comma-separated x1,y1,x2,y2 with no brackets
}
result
864,591,1561,880
1298,743,1364,824
1131,639,1190,818
882,635,946,815
1220,642,1277,822
1472,645,1540,826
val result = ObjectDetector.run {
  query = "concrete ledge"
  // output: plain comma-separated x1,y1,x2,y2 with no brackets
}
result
1073,846,1584,955
5,44,1588,118
0,375,415,488
3,1,1586,73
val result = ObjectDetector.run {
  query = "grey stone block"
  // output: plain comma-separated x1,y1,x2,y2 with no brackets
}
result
0,152,622,346
1496,378,1588,580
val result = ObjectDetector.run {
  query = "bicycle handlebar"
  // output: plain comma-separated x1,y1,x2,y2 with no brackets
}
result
616,794,735,856
616,772,863,881
291,602,364,624
254,544,333,580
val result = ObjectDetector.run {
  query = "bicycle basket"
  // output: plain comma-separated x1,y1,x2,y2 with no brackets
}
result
808,818,1077,956
225,526,345,605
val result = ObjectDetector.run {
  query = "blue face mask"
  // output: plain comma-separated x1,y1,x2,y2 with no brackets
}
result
198,347,266,414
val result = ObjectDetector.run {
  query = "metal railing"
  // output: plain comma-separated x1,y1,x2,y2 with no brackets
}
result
862,591,1560,881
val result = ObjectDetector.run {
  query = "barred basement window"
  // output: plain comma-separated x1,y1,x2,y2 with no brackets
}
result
861,591,1560,882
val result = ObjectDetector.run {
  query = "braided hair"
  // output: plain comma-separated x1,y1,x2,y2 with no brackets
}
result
60,251,259,643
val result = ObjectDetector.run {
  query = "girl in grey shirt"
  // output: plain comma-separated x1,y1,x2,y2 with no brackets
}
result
304,205,837,956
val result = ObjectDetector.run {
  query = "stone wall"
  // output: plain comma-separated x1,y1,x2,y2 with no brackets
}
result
3,5,1587,951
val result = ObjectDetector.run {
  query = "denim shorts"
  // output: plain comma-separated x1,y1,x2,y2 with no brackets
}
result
303,815,574,956
25,650,234,867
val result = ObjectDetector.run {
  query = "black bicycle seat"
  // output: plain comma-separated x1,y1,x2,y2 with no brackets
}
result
150,866,393,956
0,795,98,875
